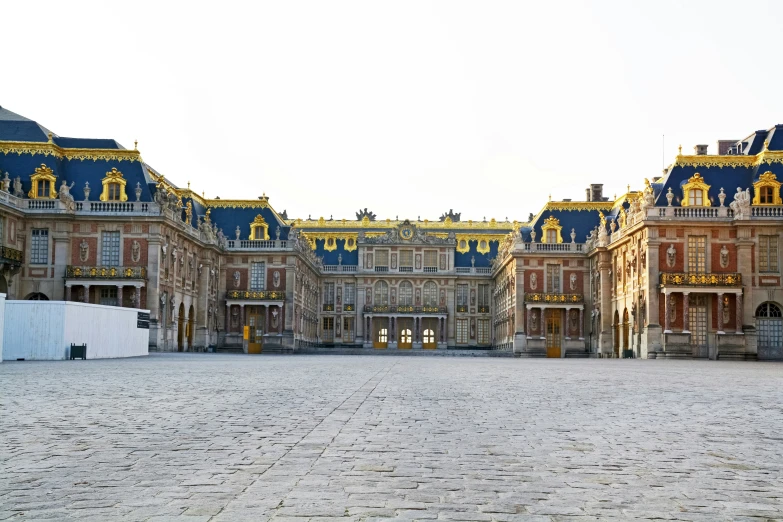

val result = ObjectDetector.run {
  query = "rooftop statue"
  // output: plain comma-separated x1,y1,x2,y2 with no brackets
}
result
355,208,376,221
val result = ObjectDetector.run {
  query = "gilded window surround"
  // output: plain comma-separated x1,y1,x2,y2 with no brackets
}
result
752,171,782,205
455,234,508,254
673,149,783,169
540,216,563,244
99,167,128,202
681,172,711,207
27,164,57,199
249,214,270,241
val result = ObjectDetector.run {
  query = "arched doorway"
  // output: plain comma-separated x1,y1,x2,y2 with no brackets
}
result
177,302,185,351
0,275,7,295
26,292,49,300
756,302,782,360
612,310,620,358
622,308,630,357
399,327,412,349
422,317,437,349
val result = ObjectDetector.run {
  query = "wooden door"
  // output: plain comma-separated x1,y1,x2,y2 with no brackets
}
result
545,309,561,358
398,318,413,349
373,318,388,349
248,313,263,354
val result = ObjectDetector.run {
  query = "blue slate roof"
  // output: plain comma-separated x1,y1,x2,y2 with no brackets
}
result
523,207,607,243
207,205,290,241
0,106,55,142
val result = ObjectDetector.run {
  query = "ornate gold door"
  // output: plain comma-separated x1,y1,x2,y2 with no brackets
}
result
398,318,413,349
248,313,263,354
373,318,388,349
545,309,561,358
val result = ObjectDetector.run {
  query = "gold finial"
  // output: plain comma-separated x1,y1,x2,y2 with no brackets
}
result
678,144,682,156
134,140,138,150
764,139,770,151
548,194,552,201
202,191,205,198
627,184,630,193
187,181,191,189
47,132,53,143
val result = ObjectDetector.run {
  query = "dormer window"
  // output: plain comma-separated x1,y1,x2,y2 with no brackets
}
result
28,164,57,200
681,172,711,207
99,168,128,202
546,230,557,244
540,215,563,244
752,172,782,206
107,183,122,201
249,214,269,240
253,227,264,239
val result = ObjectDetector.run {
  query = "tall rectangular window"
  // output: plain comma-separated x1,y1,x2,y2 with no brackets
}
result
101,231,120,266
457,284,469,307
546,264,560,293
375,250,389,267
37,182,50,198
344,283,355,305
250,262,265,290
399,250,413,268
688,236,707,273
456,318,468,344
478,319,490,344
324,282,335,305
478,284,490,307
30,229,49,265
424,250,437,269
760,236,779,272
0,216,4,245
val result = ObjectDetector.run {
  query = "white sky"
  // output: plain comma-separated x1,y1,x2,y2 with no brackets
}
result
3,0,781,222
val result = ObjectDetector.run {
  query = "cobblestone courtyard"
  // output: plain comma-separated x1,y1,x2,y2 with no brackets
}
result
1,354,782,521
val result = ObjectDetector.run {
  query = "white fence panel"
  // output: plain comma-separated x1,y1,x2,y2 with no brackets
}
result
3,301,149,360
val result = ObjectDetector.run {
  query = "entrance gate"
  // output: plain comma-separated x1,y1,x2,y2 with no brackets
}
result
248,312,263,354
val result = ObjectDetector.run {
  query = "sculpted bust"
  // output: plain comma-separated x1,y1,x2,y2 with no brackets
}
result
666,244,676,268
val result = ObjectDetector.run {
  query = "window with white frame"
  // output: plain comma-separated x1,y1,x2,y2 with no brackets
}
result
324,282,335,305
478,284,490,307
30,229,49,265
374,280,389,305
457,284,468,307
399,281,413,305
688,236,707,273
423,281,438,307
760,236,779,273
250,262,265,290
375,250,389,268
344,283,355,305
546,264,560,293
399,250,413,268
424,250,437,269
101,231,120,266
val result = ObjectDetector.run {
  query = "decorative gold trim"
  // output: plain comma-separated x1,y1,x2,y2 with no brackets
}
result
673,150,783,169
752,171,782,205
681,172,711,207
540,215,563,244
300,232,359,251
27,164,57,199
455,234,507,254
290,218,518,230
99,167,128,202
249,214,270,240
0,140,142,162
524,293,583,303
660,272,741,287
542,201,614,212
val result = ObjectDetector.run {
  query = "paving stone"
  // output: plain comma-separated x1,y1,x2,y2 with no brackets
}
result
1,354,782,520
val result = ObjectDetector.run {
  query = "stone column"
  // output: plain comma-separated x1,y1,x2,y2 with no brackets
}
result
65,284,72,302
239,304,247,353
135,286,142,309
664,291,671,332
52,232,69,301
717,292,724,333
526,305,532,335
564,307,571,339
579,307,584,339
598,251,614,356
513,264,526,353
277,305,283,334
736,292,743,334
116,285,123,307
682,292,690,333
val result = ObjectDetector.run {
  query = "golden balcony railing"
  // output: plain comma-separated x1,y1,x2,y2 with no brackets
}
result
0,245,23,264
66,265,147,279
660,272,742,287
363,305,448,314
524,293,584,304
227,290,285,300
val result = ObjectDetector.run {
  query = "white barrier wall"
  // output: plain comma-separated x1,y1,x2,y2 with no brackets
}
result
3,301,149,361
0,293,5,363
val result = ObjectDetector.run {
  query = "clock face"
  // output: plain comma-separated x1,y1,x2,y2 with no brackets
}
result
400,226,413,240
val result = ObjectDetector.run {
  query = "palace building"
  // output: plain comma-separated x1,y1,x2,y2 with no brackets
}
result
0,105,781,359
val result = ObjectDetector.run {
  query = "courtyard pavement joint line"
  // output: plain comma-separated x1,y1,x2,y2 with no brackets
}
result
209,363,396,521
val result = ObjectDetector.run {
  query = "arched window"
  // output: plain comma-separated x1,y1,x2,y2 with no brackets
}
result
374,281,389,305
423,281,438,307
26,292,49,300
756,302,783,360
399,281,413,306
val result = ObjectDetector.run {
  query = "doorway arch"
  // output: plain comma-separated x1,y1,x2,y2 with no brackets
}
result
756,302,782,360
177,302,185,351
26,292,49,300
612,310,620,358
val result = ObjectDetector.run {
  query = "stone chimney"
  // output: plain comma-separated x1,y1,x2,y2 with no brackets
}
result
694,144,708,155
590,184,604,202
717,139,739,155
585,188,591,201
